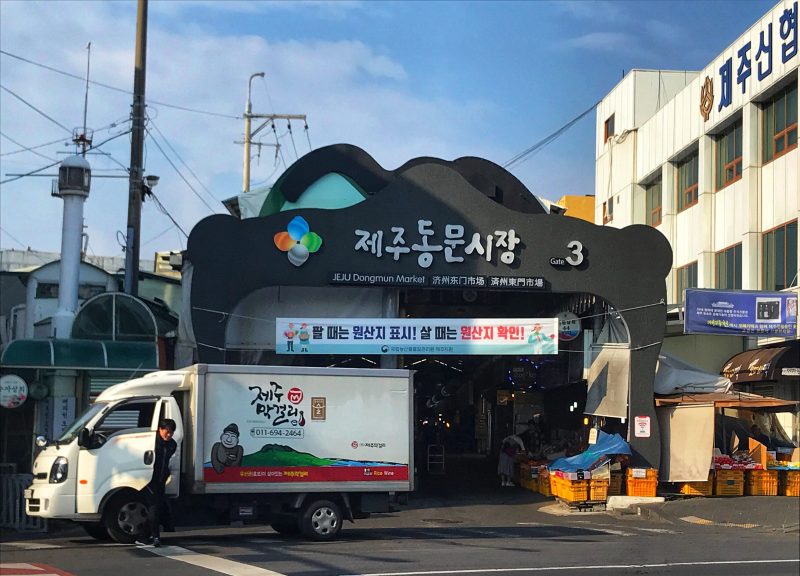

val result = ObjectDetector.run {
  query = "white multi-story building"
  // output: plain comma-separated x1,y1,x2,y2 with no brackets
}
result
596,0,798,360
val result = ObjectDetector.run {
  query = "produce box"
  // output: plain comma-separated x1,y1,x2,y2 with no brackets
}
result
589,478,609,501
745,469,778,496
779,470,800,497
713,469,744,496
679,472,714,497
608,472,623,496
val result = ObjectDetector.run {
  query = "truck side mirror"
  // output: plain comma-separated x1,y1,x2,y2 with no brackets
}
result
78,428,91,447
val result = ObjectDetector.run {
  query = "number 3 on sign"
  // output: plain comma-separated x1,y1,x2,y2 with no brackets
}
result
566,240,584,266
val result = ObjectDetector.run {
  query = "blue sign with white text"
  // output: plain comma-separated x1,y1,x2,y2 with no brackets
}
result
685,289,797,336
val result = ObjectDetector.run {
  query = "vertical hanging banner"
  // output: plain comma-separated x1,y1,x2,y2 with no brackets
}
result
276,318,558,355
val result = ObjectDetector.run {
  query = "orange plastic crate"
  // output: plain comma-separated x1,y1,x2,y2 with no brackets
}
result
539,474,552,497
625,477,657,497
679,472,713,497
713,469,744,496
745,469,778,496
559,479,589,502
589,479,609,501
627,468,658,480
779,471,800,497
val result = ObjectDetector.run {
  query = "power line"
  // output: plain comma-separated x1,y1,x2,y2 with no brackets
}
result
0,84,73,134
503,101,599,169
0,49,241,120
0,135,71,157
0,131,58,162
148,191,188,238
145,127,219,213
147,114,219,209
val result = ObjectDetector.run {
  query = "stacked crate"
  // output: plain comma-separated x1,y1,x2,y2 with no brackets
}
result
608,472,623,496
713,469,744,496
625,468,658,497
779,470,800,497
745,469,778,496
679,471,714,497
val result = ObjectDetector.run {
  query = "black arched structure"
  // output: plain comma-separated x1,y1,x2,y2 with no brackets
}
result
186,144,672,468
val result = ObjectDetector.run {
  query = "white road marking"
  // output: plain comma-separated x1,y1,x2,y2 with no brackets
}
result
4,542,62,550
340,559,800,576
0,564,42,569
142,544,286,576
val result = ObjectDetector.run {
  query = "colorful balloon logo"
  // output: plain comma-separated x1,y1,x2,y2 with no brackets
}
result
274,216,323,267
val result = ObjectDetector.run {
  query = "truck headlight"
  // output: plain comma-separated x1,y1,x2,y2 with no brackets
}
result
49,457,68,483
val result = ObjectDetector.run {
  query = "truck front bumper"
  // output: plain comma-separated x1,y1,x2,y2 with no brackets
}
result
25,487,77,519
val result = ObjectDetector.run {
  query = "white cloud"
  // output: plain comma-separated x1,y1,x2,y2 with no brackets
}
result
1,0,500,259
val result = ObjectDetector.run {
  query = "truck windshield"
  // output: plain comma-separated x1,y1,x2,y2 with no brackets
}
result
57,402,109,443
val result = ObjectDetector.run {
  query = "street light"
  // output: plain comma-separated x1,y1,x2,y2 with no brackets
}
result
243,72,265,194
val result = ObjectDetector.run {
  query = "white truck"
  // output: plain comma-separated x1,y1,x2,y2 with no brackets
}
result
25,364,414,541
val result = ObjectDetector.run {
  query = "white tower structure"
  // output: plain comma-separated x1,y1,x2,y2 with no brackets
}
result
52,154,91,339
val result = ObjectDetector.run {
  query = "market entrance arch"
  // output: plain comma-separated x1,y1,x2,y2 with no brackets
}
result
184,144,671,469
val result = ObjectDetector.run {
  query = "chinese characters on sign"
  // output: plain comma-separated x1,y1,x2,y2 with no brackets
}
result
276,317,559,356
354,219,522,269
716,2,797,113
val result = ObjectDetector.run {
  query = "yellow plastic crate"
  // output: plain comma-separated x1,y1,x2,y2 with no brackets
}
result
559,479,589,502
713,469,744,496
626,477,657,497
539,474,552,497
745,469,778,496
679,472,713,497
627,468,658,480
779,471,800,497
589,479,609,501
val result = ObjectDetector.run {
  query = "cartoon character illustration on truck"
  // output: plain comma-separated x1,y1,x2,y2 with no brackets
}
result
211,423,244,473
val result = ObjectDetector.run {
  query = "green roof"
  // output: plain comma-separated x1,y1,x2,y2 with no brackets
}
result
1,339,158,372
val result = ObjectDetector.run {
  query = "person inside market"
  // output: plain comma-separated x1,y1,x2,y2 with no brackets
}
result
750,424,773,450
497,433,525,487
137,418,178,547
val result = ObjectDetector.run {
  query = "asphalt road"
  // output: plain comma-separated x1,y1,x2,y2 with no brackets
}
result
3,496,799,576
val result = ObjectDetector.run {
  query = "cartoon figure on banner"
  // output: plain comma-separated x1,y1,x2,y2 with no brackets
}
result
211,423,244,473
528,323,556,354
298,323,310,352
787,297,797,321
283,323,297,352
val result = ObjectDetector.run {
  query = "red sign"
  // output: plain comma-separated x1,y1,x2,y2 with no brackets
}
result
287,387,303,404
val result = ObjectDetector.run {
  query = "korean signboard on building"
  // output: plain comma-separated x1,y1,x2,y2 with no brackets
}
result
684,289,798,336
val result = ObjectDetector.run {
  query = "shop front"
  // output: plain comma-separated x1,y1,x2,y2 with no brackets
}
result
180,144,672,471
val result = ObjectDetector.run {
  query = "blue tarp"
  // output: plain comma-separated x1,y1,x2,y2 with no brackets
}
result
549,431,631,472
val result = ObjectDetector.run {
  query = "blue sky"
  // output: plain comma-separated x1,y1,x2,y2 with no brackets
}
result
0,0,777,258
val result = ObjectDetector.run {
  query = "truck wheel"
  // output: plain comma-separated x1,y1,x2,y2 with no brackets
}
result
300,499,342,541
104,492,150,544
82,522,112,541
270,515,301,536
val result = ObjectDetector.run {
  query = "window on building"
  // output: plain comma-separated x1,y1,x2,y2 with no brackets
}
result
645,179,662,227
676,152,699,212
604,114,615,143
762,220,798,290
715,243,742,289
676,261,698,302
716,120,743,189
602,197,614,224
762,83,798,163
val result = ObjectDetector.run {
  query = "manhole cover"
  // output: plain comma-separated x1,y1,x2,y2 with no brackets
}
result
422,518,462,524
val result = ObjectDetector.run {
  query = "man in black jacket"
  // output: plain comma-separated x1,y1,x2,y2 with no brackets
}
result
138,418,177,547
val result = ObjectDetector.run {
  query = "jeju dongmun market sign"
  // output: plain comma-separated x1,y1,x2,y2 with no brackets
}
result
276,317,559,355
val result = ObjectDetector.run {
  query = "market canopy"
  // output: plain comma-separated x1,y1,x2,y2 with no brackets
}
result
0,339,158,372
720,340,799,384
655,391,799,410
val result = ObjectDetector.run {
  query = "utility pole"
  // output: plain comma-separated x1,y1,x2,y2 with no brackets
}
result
124,0,148,296
240,72,307,194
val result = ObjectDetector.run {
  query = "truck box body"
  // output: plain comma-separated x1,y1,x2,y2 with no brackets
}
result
25,364,414,541
192,365,412,492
